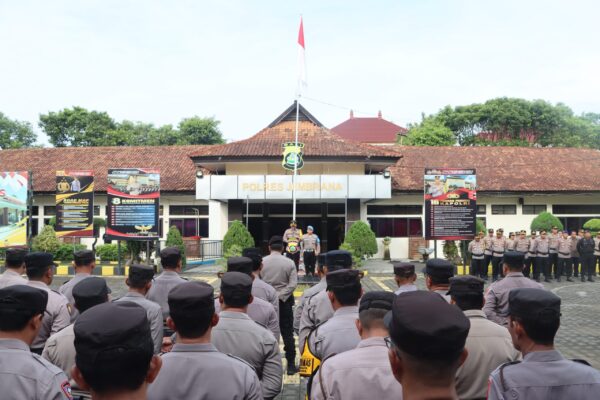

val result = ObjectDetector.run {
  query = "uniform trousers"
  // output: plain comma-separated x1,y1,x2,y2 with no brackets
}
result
303,251,316,275
482,255,492,278
581,255,595,279
572,257,580,277
557,257,572,278
595,256,600,276
285,252,300,271
524,257,535,278
471,258,483,277
491,256,504,280
549,253,559,278
279,296,296,365
536,257,551,279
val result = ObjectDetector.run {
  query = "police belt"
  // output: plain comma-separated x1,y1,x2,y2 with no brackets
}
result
550,247,557,250
559,251,570,256
492,251,504,255
472,253,484,257
303,249,315,252
537,251,548,255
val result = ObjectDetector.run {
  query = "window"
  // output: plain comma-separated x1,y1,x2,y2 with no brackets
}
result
367,205,422,215
169,205,208,216
31,206,39,216
170,218,209,237
553,205,600,214
44,206,56,216
327,203,345,215
477,205,486,215
491,205,516,215
369,218,422,237
93,206,101,216
522,205,547,215
558,216,600,232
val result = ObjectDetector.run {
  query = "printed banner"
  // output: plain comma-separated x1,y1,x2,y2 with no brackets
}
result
56,171,94,237
0,171,29,247
424,168,477,240
106,169,160,240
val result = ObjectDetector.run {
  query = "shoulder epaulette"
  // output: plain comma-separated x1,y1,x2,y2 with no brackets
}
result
60,279,71,286
572,359,591,366
253,320,268,329
499,360,521,391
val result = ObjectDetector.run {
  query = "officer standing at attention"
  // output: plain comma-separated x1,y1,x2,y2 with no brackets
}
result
300,225,320,277
488,288,600,399
482,228,495,281
423,258,454,302
535,230,551,282
25,252,71,354
571,230,581,278
0,285,72,399
211,272,283,400
526,230,538,279
468,234,486,278
513,230,529,273
548,226,560,279
491,228,507,281
0,247,28,288
311,291,401,400
448,276,520,400
483,251,543,327
385,290,470,400
59,249,96,321
115,264,163,353
147,247,187,321
243,247,279,313
148,281,262,400
577,230,596,282
506,232,516,251
283,219,303,270
261,235,298,375
72,302,162,400
43,277,109,380
393,262,418,294
294,252,328,337
557,230,574,282
306,269,362,361
594,231,600,276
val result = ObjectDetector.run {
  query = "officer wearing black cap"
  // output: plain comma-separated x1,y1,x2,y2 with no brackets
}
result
115,264,163,353
483,251,543,327
385,290,470,400
448,276,519,399
423,258,454,303
242,247,279,313
58,249,96,320
148,281,262,400
147,246,187,320
0,247,27,288
43,277,110,379
261,235,298,375
72,302,162,399
0,285,72,399
311,291,401,400
488,288,600,399
393,262,417,294
212,271,282,399
25,252,71,353
283,219,303,269
294,252,327,339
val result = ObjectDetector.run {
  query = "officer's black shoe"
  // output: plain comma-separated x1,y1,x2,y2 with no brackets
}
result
556,277,561,282
567,277,574,282
287,364,299,375
588,277,595,282
544,278,552,283
534,277,541,282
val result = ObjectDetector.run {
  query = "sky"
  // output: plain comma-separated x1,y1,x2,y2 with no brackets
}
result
1,0,600,144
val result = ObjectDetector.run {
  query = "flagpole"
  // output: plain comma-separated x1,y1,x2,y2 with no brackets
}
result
292,97,299,221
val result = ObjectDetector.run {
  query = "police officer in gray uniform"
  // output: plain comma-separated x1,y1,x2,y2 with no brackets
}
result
58,249,97,322
147,247,187,321
0,247,27,288
148,281,262,400
25,252,71,354
423,258,454,303
0,285,72,400
294,252,328,337
212,272,283,400
307,269,362,361
488,288,600,399
243,247,279,313
115,264,163,353
393,262,418,294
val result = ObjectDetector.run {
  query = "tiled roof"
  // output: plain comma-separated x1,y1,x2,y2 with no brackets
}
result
0,145,206,193
389,146,600,192
331,116,408,143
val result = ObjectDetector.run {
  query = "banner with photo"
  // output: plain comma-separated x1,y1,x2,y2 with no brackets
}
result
0,171,29,247
106,168,160,240
55,171,94,237
424,168,477,240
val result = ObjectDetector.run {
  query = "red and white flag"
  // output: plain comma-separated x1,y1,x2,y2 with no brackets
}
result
297,16,307,94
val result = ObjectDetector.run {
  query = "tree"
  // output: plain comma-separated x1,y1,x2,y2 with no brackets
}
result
341,221,378,265
166,225,187,266
0,112,37,149
39,107,117,147
32,225,61,254
404,118,456,146
177,116,225,145
530,212,563,233
583,218,600,234
223,221,255,255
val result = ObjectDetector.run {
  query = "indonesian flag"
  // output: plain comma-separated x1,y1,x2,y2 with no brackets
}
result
297,17,307,93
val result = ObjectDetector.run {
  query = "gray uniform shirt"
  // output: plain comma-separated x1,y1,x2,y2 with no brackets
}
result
298,289,334,354
260,252,297,302
394,284,417,295
42,324,75,379
0,338,72,400
212,311,282,399
253,277,279,313
115,292,163,353
513,237,529,254
469,239,486,260
557,237,572,258
308,306,361,361
488,350,600,400
28,280,71,350
594,237,600,256
58,273,92,322
146,270,187,319
0,269,27,288
535,237,550,257
549,233,560,253
148,342,262,400
433,288,452,303
483,272,544,327
214,297,280,341
456,310,520,400
294,278,326,334
311,336,403,400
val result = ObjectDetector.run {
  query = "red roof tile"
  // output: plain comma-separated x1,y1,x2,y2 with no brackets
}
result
331,116,408,143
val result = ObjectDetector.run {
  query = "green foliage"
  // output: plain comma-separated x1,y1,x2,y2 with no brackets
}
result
55,244,87,261
530,212,563,232
342,221,378,265
93,218,106,228
0,112,37,149
583,218,600,234
96,244,121,261
178,116,225,145
223,221,255,254
443,240,460,264
123,241,143,263
39,107,117,147
339,242,362,266
404,117,456,146
166,225,187,266
32,225,61,254
476,218,486,235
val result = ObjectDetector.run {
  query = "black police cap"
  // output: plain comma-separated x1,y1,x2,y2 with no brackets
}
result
72,277,109,305
447,276,484,296
242,248,263,271
0,284,48,315
422,258,454,279
227,256,254,276
160,247,182,268
326,269,361,289
359,291,394,313
384,290,470,360
220,271,253,300
129,264,155,284
269,235,283,246
74,301,153,369
5,247,27,265
393,262,415,277
73,249,95,265
326,250,352,271
25,252,57,273
508,288,561,320
503,251,525,267
168,281,215,314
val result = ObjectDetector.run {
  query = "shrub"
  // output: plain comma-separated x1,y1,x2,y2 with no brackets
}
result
32,225,61,254
96,244,120,261
54,244,87,261
166,225,186,266
341,221,378,265
223,221,255,254
339,242,362,266
583,218,600,234
443,240,460,264
531,212,563,233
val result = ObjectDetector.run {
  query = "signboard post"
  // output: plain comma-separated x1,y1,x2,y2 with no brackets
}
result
0,171,29,247
424,168,477,240
55,171,94,237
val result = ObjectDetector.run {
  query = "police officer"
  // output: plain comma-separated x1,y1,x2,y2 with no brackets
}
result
385,291,470,400
294,252,328,337
43,277,109,379
448,276,520,399
300,225,320,276
147,247,187,321
535,230,552,282
283,219,303,269
557,231,574,282
482,228,494,280
148,281,262,400
0,285,72,399
58,249,96,321
488,288,600,399
115,264,163,353
242,247,279,313
423,258,454,302
514,230,529,254
261,235,297,374
0,247,27,288
72,302,162,399
393,262,417,294
548,226,560,279
526,230,538,279
506,232,516,251
570,230,581,278
211,272,282,400
468,234,486,278
594,231,600,276
491,228,507,281
577,230,596,282
25,252,71,354
311,291,401,400
483,251,543,327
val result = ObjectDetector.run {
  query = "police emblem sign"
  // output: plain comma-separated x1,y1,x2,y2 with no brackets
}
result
282,142,304,171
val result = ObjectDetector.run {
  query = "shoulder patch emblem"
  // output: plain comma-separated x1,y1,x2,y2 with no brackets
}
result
66,303,73,315
61,380,73,399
